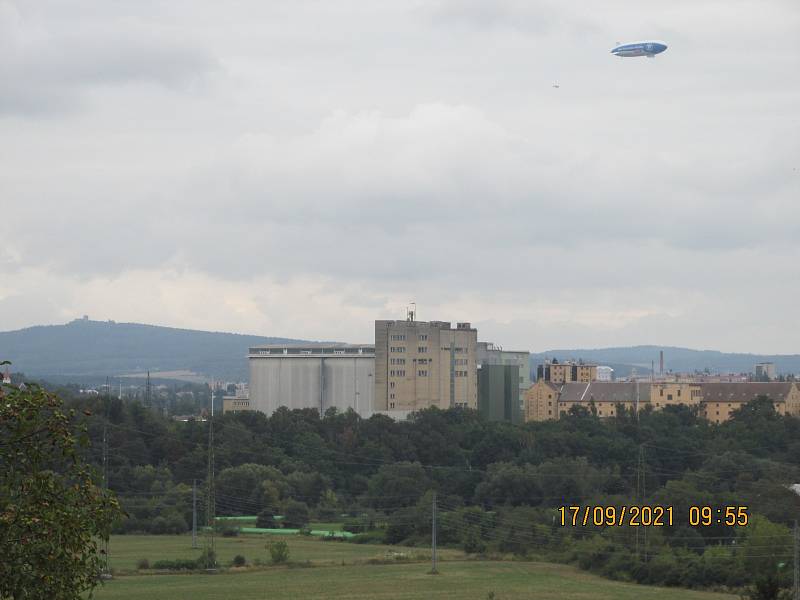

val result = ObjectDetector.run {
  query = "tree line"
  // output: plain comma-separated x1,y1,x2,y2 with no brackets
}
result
65,390,800,593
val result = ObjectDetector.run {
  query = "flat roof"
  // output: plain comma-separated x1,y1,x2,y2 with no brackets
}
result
249,344,375,356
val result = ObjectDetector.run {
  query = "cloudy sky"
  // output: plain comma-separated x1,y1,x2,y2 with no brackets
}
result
1,0,799,353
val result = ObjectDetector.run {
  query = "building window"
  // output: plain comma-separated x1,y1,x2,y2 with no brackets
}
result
660,389,664,397
677,389,681,397
390,346,406,353
390,334,406,341
390,382,395,389
390,402,395,408
667,394,673,401
418,370,428,377
418,346,427,353
418,334,428,341
389,393,395,400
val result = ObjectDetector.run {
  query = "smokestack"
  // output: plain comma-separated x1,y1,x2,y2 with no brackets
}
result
659,350,664,376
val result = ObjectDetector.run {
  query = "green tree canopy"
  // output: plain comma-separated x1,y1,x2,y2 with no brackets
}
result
0,374,122,600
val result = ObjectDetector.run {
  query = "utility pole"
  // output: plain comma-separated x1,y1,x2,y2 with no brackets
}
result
204,398,216,569
145,371,151,409
430,492,438,574
102,377,111,577
793,519,799,600
192,479,198,549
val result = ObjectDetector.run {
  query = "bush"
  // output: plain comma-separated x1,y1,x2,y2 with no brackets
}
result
284,501,310,528
136,558,150,570
268,540,290,564
196,548,217,569
256,508,276,529
152,559,198,571
232,554,246,567
214,522,240,537
349,530,385,544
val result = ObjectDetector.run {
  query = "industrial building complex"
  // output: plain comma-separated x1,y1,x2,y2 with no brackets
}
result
245,314,799,425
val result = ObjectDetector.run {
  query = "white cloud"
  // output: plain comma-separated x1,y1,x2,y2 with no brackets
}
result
1,0,799,354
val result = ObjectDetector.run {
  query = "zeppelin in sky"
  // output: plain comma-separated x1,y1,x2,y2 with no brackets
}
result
611,41,668,58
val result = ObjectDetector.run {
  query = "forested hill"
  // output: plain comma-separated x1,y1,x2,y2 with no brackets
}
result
0,319,305,382
530,345,800,377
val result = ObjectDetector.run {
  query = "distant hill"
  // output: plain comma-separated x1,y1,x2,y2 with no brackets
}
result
529,345,800,378
0,319,306,383
3,321,799,385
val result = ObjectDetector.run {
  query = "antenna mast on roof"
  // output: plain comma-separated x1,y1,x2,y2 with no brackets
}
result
407,302,416,322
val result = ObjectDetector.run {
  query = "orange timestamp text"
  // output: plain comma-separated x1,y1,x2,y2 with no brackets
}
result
558,505,749,527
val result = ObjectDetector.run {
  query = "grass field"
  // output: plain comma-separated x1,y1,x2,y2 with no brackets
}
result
94,560,736,600
95,534,737,600
107,534,464,571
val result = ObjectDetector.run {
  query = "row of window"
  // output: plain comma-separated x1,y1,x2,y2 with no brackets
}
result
390,358,406,365
390,334,406,341
389,370,406,376
455,371,468,377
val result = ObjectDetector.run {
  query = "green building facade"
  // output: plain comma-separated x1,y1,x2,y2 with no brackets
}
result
477,363,522,423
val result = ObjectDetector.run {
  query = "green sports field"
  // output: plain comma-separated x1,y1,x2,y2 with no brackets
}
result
93,535,736,600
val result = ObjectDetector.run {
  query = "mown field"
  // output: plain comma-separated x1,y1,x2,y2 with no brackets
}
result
106,533,463,571
94,535,737,600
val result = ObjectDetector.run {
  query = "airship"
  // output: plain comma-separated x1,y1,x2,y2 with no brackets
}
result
611,41,668,58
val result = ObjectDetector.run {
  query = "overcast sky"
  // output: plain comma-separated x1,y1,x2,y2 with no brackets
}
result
1,0,799,353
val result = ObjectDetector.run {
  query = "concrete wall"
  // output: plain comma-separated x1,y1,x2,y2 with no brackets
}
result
249,354,375,416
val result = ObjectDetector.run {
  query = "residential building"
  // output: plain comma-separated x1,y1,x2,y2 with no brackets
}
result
476,342,530,413
524,379,560,421
555,382,651,418
374,318,477,412
248,344,375,416
537,359,598,384
699,382,799,423
477,363,521,423
524,380,800,423
650,382,702,410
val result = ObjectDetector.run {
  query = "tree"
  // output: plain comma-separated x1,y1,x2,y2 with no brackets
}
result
0,375,122,599
283,500,309,528
256,508,276,529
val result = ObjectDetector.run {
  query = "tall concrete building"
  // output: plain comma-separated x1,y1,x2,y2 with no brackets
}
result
374,318,477,412
249,344,375,416
476,342,530,414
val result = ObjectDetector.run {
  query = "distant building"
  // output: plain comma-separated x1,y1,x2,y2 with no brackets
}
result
699,382,798,423
477,363,522,423
524,381,800,423
374,318,477,413
537,359,598,384
524,379,560,421
223,397,253,414
755,362,777,381
248,344,375,416
476,342,530,414
596,366,614,382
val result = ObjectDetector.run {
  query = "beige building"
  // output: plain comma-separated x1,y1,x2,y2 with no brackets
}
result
650,382,702,410
223,397,253,414
524,380,560,421
374,318,477,412
537,359,598,384
699,382,799,423
524,381,800,424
